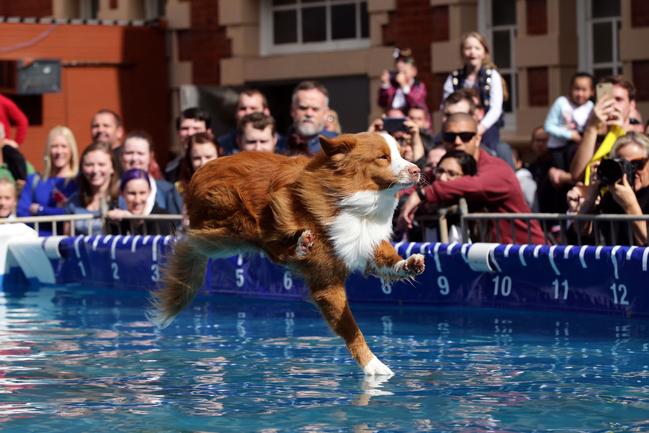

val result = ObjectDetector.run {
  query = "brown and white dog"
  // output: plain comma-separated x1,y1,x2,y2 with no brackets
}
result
152,132,425,376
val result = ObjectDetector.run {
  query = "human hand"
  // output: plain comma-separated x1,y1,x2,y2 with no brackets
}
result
2,138,19,148
609,174,641,214
477,124,486,136
403,119,419,137
566,183,588,213
588,95,616,129
397,192,422,230
570,130,582,143
396,71,407,87
381,69,390,86
368,118,384,132
548,167,565,188
29,203,41,215
106,209,130,221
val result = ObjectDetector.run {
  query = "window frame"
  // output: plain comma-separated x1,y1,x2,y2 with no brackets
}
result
577,0,622,78
259,0,370,56
478,0,518,131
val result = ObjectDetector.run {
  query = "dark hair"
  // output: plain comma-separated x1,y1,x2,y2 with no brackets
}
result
393,47,416,66
178,132,218,187
123,130,154,152
599,76,636,101
237,112,276,138
439,150,477,176
239,88,268,109
175,107,212,130
444,89,479,113
570,72,595,90
93,108,122,127
120,168,150,192
77,141,119,208
291,80,329,107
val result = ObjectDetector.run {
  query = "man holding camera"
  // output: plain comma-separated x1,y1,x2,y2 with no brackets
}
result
567,133,649,245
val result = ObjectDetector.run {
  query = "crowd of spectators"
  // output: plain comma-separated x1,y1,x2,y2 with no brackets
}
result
2,30,649,245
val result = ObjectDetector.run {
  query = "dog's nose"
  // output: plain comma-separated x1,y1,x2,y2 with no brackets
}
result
408,165,420,178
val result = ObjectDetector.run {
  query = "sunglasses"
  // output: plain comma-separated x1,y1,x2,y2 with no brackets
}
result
630,158,648,170
442,131,476,143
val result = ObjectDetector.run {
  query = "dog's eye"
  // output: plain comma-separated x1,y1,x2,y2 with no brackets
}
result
377,154,389,161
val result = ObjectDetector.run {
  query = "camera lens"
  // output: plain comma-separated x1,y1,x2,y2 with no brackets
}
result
597,159,623,184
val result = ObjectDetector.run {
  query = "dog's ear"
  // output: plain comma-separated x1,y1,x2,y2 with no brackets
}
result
320,134,357,158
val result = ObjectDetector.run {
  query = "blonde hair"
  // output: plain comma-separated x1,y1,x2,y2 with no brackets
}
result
460,32,494,68
459,31,509,102
43,126,79,180
610,132,649,158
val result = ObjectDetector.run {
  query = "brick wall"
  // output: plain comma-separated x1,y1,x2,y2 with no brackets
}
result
0,0,52,17
177,0,231,85
528,67,549,106
526,0,547,35
382,0,448,111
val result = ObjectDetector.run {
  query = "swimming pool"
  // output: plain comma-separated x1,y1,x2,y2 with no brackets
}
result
1,283,648,433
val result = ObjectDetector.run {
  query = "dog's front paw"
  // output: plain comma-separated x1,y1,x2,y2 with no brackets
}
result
295,229,315,259
395,254,425,278
362,356,394,376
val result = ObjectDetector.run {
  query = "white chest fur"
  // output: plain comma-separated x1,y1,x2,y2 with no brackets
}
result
327,190,397,271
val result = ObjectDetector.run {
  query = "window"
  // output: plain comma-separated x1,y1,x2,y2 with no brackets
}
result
479,0,518,129
578,0,622,79
79,0,100,19
260,0,370,55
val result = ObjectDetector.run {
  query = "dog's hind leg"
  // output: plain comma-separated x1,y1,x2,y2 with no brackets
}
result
150,235,209,327
310,281,394,376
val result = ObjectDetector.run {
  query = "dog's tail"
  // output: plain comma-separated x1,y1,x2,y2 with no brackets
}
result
148,236,208,328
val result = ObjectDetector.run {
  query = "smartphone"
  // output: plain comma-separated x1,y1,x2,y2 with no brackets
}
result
596,82,613,101
383,117,408,134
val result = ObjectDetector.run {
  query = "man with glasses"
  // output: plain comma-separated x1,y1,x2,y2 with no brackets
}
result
398,113,545,244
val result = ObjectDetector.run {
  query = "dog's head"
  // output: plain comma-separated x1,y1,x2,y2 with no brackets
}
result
318,132,420,192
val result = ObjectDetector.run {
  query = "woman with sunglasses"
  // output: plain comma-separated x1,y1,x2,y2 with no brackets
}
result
568,132,649,245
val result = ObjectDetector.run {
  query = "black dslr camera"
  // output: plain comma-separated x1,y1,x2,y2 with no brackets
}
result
597,158,637,185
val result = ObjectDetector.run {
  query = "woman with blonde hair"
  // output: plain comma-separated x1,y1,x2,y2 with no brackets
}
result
17,125,79,234
442,31,506,150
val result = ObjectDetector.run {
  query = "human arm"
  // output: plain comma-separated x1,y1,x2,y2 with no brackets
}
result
1,95,29,145
404,119,425,162
377,72,394,109
479,69,504,132
569,95,616,182
441,74,454,106
609,175,647,245
548,167,574,189
544,97,579,141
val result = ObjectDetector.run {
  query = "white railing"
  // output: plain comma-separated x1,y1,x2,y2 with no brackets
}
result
0,214,183,236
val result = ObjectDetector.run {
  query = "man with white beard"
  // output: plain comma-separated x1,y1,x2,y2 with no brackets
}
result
282,81,337,156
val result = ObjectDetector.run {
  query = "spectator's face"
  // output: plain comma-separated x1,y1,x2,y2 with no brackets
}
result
629,106,644,133
408,108,430,130
123,178,150,216
570,77,594,106
190,142,219,171
0,183,16,218
426,147,446,169
292,89,328,137
396,61,417,81
122,137,151,172
91,113,122,147
82,150,114,190
237,94,266,121
178,118,208,141
532,129,549,155
462,36,486,69
49,134,72,171
611,84,633,125
616,143,649,190
443,119,479,157
239,124,276,153
435,157,464,182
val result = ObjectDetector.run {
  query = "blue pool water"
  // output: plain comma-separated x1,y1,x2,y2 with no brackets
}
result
1,284,649,433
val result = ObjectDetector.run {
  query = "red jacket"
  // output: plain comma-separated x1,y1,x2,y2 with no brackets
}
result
421,149,545,244
0,94,28,145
